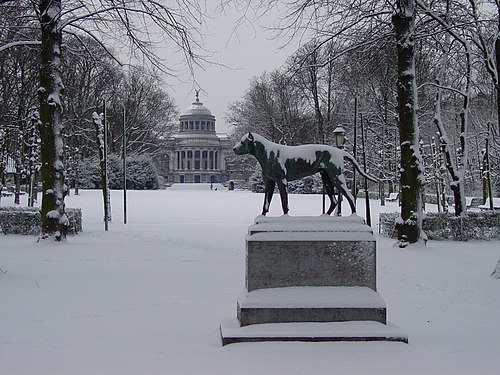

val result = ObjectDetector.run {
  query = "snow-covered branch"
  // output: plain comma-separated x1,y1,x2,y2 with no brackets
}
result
418,81,466,97
0,40,41,52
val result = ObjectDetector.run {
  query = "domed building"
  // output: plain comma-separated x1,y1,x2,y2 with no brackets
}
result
162,93,231,184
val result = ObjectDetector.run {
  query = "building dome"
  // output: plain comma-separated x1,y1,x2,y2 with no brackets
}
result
178,92,216,134
182,97,212,117
161,92,230,184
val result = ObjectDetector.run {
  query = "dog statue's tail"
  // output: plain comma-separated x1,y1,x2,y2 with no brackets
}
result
343,151,378,182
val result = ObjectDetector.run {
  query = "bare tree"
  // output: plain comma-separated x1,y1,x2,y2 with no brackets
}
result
108,67,178,158
227,70,312,144
1,0,207,240
391,0,424,245
229,0,425,244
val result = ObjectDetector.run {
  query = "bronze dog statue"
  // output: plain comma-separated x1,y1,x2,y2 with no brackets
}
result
233,132,377,216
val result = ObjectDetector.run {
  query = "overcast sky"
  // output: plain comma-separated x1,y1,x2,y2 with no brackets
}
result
162,5,299,134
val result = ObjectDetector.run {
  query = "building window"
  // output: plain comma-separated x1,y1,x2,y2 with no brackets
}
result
189,121,194,129
201,121,205,130
195,121,199,130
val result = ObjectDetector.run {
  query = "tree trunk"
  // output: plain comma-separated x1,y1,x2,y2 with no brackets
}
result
393,3,423,246
28,112,40,207
309,57,324,143
433,80,466,216
14,128,23,205
492,256,500,279
495,36,500,136
93,112,111,227
38,0,68,240
482,151,488,205
379,172,385,206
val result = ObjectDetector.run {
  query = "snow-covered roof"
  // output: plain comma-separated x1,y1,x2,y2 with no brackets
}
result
181,97,212,117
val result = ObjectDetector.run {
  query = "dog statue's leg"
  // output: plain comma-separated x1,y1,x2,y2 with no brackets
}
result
262,178,275,215
277,180,289,215
321,171,337,215
337,174,356,213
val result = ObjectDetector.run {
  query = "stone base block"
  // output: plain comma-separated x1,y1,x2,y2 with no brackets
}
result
246,215,377,291
220,319,408,345
220,215,408,345
237,286,386,326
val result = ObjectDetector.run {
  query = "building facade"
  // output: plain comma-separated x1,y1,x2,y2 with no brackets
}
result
163,94,231,184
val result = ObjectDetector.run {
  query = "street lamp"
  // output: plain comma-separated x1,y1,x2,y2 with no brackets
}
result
333,126,346,149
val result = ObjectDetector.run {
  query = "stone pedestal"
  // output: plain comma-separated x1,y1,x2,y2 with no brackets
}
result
221,215,407,345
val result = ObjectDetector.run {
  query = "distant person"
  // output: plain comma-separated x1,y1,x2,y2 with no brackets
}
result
210,182,213,190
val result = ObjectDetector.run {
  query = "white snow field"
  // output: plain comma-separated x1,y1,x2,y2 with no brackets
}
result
1,186,499,374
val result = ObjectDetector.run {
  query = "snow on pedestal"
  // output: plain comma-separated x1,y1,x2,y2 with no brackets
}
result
220,215,408,344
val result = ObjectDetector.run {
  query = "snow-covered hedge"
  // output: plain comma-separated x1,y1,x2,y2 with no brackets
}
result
76,155,159,190
379,211,500,241
248,170,323,194
0,207,82,235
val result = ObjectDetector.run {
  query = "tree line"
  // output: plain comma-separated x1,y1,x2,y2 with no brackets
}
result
1,0,499,245
0,0,203,240
226,0,499,246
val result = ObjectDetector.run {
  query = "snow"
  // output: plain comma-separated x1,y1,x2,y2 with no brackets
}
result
1,187,499,374
221,319,406,340
238,287,386,309
249,231,375,242
46,209,60,219
249,214,372,235
251,133,346,173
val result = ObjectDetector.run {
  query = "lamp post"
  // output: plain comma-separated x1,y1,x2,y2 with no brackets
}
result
333,126,346,149
333,126,346,216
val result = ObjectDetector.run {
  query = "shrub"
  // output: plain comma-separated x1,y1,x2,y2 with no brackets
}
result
248,169,323,194
76,154,159,190
379,211,500,241
0,206,82,235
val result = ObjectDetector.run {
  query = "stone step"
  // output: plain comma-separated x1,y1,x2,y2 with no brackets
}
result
237,286,386,326
220,319,408,346
249,214,372,235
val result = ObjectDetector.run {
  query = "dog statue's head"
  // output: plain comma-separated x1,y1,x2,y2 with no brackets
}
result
233,132,255,155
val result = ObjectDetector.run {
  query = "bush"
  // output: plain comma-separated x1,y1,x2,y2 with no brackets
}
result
248,169,323,194
288,174,323,194
248,170,265,193
76,154,159,190
379,211,500,241
0,206,82,235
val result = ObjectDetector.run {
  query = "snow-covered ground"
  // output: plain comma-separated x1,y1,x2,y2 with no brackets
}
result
1,186,499,374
